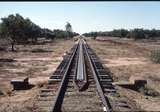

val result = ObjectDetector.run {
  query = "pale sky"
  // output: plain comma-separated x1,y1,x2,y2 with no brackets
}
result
1,2,160,34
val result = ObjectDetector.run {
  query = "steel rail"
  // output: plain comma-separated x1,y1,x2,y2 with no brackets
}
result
74,39,87,91
51,41,79,112
76,40,85,81
83,39,113,112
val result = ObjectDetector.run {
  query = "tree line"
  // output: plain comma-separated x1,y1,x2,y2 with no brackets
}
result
83,29,160,40
0,14,79,51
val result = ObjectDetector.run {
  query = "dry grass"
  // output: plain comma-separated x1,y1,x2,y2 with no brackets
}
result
88,38,160,111
0,88,39,112
0,39,75,111
34,79,48,88
0,83,12,96
150,50,160,63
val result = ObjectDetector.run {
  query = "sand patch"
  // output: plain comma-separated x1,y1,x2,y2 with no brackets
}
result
16,57,54,61
4,68,27,73
29,76,49,85
103,57,148,67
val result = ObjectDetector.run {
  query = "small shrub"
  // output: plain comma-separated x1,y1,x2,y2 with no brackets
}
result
150,50,160,63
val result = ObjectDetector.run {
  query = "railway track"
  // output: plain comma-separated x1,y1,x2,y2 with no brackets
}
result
37,38,134,112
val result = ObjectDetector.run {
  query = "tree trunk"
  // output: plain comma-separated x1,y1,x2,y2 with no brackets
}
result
11,42,15,51
34,37,37,43
32,37,34,44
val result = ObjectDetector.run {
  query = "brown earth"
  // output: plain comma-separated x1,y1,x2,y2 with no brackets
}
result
87,37,160,111
1,37,160,111
0,39,75,112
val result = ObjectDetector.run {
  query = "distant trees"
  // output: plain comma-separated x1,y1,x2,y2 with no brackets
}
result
0,14,46,51
127,29,145,40
83,28,160,40
111,29,129,37
0,13,79,51
83,32,98,37
53,29,79,39
83,29,129,38
42,23,78,40
65,22,73,38
42,28,55,40
65,22,72,32
144,29,160,38
53,29,68,39
0,14,27,51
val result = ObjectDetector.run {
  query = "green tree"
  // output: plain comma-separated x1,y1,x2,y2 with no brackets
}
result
120,29,129,37
128,29,145,40
65,22,73,38
0,13,44,51
53,29,67,39
1,14,21,51
42,28,55,40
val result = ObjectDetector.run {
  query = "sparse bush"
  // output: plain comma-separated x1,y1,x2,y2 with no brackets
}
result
150,50,160,63
128,29,146,40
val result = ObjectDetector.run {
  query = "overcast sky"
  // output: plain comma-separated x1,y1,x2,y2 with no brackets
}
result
0,2,160,34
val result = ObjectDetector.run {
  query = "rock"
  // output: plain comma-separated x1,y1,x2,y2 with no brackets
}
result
10,77,30,90
113,81,135,90
113,76,147,90
134,80,147,89
129,76,146,84
0,90,4,96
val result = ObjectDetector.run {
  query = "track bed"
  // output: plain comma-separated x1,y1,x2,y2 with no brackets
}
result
37,38,136,112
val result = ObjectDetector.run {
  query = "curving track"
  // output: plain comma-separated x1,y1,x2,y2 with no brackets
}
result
37,38,134,112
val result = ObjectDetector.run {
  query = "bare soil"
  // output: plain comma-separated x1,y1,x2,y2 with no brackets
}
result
0,39,74,112
1,37,160,111
87,37,160,111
